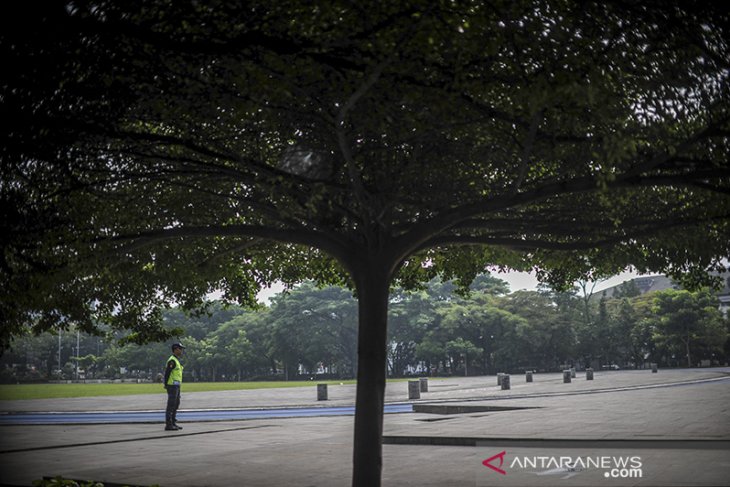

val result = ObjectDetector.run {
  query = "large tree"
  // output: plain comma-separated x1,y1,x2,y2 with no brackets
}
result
2,2,729,485
648,289,727,367
268,282,358,377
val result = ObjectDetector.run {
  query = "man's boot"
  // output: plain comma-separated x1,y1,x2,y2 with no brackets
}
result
165,411,179,431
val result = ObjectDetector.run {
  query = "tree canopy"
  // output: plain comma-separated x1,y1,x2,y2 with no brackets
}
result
2,2,729,485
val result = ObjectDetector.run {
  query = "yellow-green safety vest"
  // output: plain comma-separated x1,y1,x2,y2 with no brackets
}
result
166,355,183,385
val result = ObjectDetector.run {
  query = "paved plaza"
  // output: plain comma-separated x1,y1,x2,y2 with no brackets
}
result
1,367,729,486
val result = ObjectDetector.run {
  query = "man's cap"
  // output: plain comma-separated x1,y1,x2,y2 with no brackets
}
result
171,342,186,350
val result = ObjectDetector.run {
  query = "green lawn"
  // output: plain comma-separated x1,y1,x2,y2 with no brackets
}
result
0,380,362,401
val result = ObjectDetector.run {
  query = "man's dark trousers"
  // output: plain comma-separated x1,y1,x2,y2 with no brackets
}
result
166,385,180,426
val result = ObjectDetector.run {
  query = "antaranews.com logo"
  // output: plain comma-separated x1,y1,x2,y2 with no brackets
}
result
483,451,643,479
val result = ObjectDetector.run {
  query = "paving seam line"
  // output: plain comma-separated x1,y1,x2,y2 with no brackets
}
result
0,424,278,455
382,436,730,449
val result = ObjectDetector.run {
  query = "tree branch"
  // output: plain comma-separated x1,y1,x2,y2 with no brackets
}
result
103,224,352,266
510,109,542,196
417,212,730,253
335,56,393,210
393,161,730,263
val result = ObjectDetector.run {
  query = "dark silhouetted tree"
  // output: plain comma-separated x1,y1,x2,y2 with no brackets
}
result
2,2,729,485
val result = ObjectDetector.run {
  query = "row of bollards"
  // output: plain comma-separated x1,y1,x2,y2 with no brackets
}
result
408,377,430,399
408,380,420,399
315,377,431,401
316,363,660,400
496,372,511,390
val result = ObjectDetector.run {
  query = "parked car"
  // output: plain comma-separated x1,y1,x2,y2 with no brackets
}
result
601,364,620,370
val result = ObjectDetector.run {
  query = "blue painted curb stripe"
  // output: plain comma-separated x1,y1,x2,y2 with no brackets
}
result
0,403,414,425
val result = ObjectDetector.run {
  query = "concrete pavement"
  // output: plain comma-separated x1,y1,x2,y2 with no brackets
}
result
1,368,729,486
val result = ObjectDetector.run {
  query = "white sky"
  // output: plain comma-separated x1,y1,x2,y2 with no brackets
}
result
491,269,649,294
254,269,650,304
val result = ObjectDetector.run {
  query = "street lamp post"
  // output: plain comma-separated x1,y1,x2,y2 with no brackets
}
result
57,331,61,378
75,329,80,381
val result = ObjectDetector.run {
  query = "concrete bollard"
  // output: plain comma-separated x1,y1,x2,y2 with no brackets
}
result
563,370,572,383
501,374,511,390
408,380,421,400
317,383,328,401
526,371,533,383
497,373,505,386
419,377,428,393
570,367,576,378
651,363,658,373
586,368,594,380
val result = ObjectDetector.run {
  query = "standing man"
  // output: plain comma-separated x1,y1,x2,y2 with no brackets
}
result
164,342,185,431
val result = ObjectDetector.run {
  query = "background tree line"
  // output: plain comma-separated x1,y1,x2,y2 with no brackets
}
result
2,275,728,383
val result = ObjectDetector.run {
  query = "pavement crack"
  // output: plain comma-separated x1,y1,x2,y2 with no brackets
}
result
0,424,279,455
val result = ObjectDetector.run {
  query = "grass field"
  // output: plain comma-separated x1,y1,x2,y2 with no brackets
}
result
0,380,362,401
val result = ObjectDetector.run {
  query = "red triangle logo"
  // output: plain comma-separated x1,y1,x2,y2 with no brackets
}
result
482,450,507,475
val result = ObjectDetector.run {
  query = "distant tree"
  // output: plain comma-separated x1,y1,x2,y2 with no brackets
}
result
235,310,279,377
177,337,203,381
577,279,602,328
102,340,170,379
501,290,578,370
467,274,511,296
207,318,254,381
439,293,526,374
225,330,254,381
192,336,223,381
614,280,642,299
75,354,99,378
414,336,447,375
594,295,614,365
213,312,271,379
610,298,640,366
0,331,60,380
164,302,247,341
648,290,727,367
445,337,483,376
387,287,434,377
723,318,730,364
388,273,508,376
268,282,357,378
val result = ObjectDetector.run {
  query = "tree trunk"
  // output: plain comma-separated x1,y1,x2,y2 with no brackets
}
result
267,358,275,375
351,264,391,487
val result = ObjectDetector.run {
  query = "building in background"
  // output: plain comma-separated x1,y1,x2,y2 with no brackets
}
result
598,271,730,316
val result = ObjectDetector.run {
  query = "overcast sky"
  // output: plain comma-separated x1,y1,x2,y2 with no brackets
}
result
491,269,647,294
255,269,651,304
